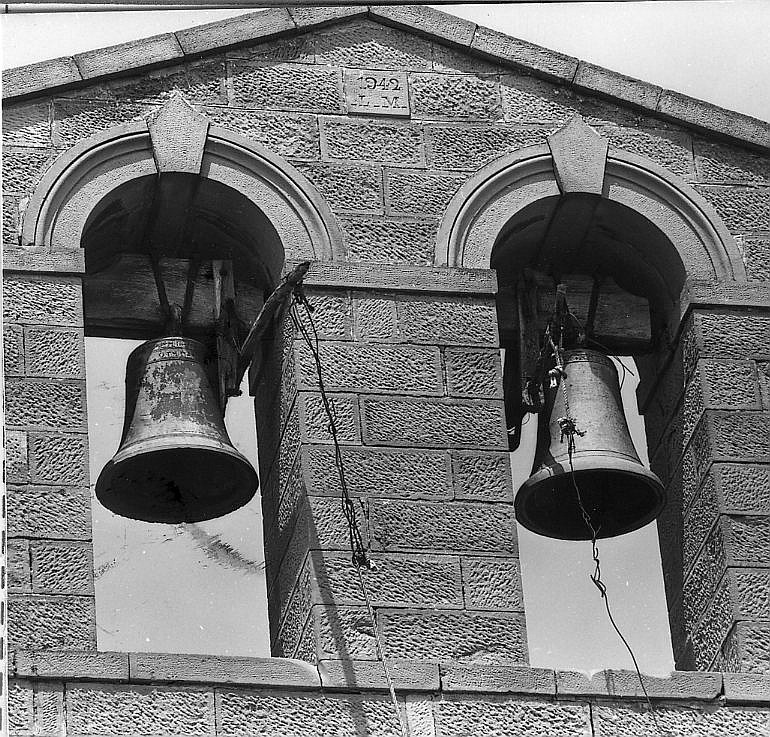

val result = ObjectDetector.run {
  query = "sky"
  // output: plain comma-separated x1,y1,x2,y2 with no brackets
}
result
5,0,763,673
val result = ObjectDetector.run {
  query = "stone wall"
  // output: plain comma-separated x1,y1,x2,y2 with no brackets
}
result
3,9,770,726
8,652,770,736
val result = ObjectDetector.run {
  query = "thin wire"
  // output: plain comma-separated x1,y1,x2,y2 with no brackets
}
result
551,341,667,737
291,293,408,737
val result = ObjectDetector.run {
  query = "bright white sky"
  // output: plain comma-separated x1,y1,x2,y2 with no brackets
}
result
6,1,761,673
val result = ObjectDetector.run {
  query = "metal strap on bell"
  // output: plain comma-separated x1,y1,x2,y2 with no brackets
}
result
95,336,258,523
515,348,665,540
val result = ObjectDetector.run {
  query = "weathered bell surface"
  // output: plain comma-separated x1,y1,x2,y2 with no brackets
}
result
95,337,258,523
515,348,665,540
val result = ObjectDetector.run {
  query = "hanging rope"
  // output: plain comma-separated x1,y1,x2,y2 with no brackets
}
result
291,288,409,737
548,326,668,737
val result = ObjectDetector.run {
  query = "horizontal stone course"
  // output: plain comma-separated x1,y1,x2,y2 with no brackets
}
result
321,117,425,166
31,540,93,595
340,215,437,265
556,669,722,699
397,296,498,346
409,73,501,120
385,168,467,216
441,664,554,694
15,650,129,681
318,659,440,691
294,340,443,395
9,594,95,651
370,499,516,554
3,275,83,326
452,451,513,502
4,378,86,431
24,326,84,378
28,432,89,486
303,444,452,499
7,485,92,540
293,161,383,214
361,395,507,449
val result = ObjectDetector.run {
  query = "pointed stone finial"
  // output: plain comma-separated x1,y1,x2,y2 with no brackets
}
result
147,93,210,175
547,115,608,195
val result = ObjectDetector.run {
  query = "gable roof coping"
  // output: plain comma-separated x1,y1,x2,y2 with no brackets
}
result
2,4,768,152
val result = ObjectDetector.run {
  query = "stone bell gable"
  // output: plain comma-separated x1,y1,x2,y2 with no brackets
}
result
3,5,770,735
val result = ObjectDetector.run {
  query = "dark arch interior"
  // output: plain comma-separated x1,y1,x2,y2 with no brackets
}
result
491,193,688,344
81,173,285,341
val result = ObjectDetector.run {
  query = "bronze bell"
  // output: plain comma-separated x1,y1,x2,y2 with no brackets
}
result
515,348,665,540
95,337,258,523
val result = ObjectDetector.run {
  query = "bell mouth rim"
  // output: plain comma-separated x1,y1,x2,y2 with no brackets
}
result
515,459,666,541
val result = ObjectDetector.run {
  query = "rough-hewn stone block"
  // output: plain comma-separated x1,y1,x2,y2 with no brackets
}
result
206,107,320,159
8,680,33,733
300,289,352,340
715,463,770,514
227,34,315,64
603,126,693,178
130,653,320,687
52,99,152,148
31,540,93,594
319,659,440,691
24,326,84,378
426,123,546,170
709,411,770,461
75,34,183,79
410,73,501,120
314,604,377,660
444,348,503,398
293,161,383,214
295,340,442,395
9,595,95,650
691,577,734,670
312,551,463,608
556,670,722,699
385,168,466,217
316,19,432,71
683,476,719,574
289,6,367,30
452,451,513,502
2,56,82,99
67,684,214,734
321,117,425,166
462,557,523,611
370,6,476,48
738,234,770,281
340,216,437,265
2,146,55,194
723,673,770,703
734,568,770,619
695,140,770,184
303,444,452,499
8,539,31,592
725,515,770,565
106,58,226,105
176,8,293,55
5,429,28,483
299,392,361,444
441,664,554,694
4,323,24,375
3,193,19,247
218,689,402,736
353,295,399,342
695,185,770,232
7,485,91,540
229,61,343,113
362,396,507,449
15,650,129,681
28,432,89,486
398,297,498,346
380,608,528,663
370,499,516,554
472,26,578,81
595,700,770,736
688,311,770,363
2,102,51,147
5,378,86,431
658,90,770,150
573,62,661,110
3,275,82,326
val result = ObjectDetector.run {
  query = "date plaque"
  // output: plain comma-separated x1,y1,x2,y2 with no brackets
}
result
345,69,410,117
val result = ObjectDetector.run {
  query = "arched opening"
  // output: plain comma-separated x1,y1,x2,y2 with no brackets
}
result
83,172,284,655
436,137,746,672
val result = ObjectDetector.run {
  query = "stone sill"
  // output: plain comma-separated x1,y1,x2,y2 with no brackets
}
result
11,650,770,705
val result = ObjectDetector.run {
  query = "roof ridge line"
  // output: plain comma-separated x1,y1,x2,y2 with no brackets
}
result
2,5,768,151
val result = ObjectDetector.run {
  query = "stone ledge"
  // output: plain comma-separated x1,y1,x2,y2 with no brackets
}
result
129,652,321,688
556,669,723,700
723,673,770,704
289,260,498,295
319,660,439,691
680,280,770,318
3,247,86,275
369,5,476,48
441,663,555,695
13,650,128,681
